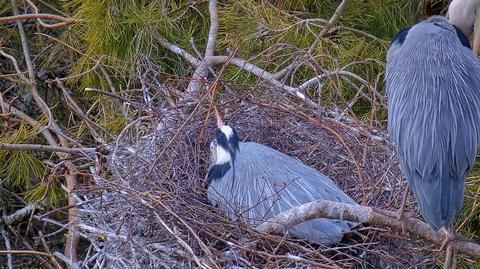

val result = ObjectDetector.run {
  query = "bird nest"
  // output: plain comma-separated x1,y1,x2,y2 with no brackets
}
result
75,86,437,268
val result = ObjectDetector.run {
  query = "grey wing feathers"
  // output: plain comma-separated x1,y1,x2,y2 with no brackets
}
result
207,142,356,245
386,18,480,229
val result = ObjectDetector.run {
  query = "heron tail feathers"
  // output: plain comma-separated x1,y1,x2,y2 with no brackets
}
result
409,174,465,231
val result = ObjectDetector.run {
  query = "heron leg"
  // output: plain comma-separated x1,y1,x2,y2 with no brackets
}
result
440,226,456,251
441,226,457,269
444,245,457,269
396,185,409,233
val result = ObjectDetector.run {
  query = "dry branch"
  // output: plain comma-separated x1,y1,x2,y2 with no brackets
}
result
205,0,218,58
185,0,220,96
256,199,480,259
0,143,96,155
207,56,309,102
2,205,36,226
1,225,13,269
57,80,114,143
24,0,80,28
0,250,59,259
0,13,79,28
155,35,201,66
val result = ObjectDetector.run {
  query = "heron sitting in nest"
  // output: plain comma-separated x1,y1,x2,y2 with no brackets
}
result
206,109,357,245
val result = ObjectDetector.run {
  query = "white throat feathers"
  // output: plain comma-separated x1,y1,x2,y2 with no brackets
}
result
215,144,232,165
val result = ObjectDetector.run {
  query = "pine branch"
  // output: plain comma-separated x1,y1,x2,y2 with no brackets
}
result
273,0,349,80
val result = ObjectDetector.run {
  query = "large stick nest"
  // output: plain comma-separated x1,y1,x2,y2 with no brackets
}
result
75,78,438,268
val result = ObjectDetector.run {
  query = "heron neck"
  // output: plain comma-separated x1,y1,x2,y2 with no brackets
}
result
215,146,232,164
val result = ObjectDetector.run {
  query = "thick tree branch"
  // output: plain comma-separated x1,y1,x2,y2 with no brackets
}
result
256,199,480,259
185,0,220,96
205,0,218,58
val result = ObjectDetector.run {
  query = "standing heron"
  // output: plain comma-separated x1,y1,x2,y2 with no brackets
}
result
206,109,357,245
386,0,480,265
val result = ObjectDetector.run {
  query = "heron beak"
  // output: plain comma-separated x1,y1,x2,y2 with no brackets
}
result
474,8,480,55
214,107,224,127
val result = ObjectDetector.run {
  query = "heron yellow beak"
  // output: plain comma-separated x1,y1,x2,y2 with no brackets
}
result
474,8,480,54
214,107,224,127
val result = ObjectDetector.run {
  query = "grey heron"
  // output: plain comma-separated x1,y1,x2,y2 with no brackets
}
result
206,109,357,245
386,0,480,257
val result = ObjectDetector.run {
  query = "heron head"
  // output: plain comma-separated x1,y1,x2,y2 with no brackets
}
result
207,108,240,183
447,0,480,53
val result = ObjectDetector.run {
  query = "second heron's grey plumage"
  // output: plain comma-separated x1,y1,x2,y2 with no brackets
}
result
386,16,480,230
208,141,357,245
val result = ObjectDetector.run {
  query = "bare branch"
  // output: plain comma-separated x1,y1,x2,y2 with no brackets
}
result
205,0,218,58
38,231,63,269
1,225,13,269
0,143,96,155
256,199,480,259
57,79,115,143
54,252,79,269
1,96,58,147
206,56,317,107
155,35,201,66
0,13,79,28
185,0,220,96
307,0,348,55
155,28,319,107
84,88,141,107
2,205,36,226
24,0,79,29
0,249,56,258
0,50,29,83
